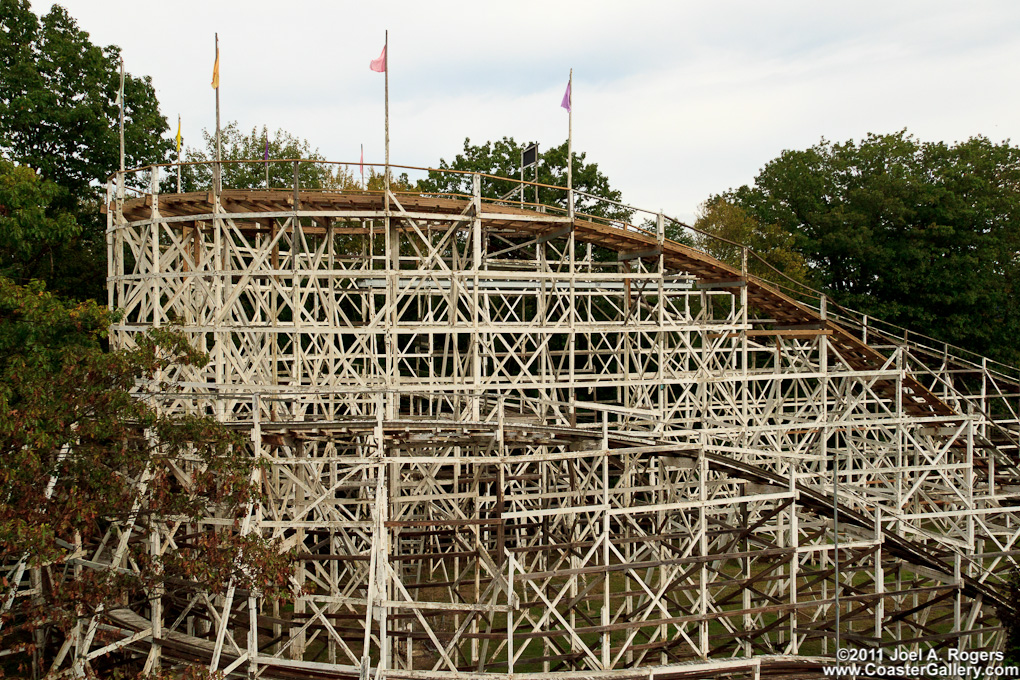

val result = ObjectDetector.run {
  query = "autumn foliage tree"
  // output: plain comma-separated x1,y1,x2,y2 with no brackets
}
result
692,196,809,284
0,280,292,677
0,5,302,673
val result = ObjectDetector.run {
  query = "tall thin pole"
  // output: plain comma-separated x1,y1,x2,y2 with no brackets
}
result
118,58,125,173
566,68,573,219
176,114,182,194
383,30,389,197
214,33,222,193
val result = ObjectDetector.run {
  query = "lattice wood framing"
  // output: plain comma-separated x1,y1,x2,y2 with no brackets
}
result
6,164,1018,679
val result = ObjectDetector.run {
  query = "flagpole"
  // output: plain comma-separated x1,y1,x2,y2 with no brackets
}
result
384,30,389,197
567,68,573,220
118,57,125,173
565,68,575,429
265,132,270,190
214,33,221,194
177,114,182,193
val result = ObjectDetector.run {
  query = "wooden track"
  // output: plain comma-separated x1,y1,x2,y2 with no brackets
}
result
115,189,955,418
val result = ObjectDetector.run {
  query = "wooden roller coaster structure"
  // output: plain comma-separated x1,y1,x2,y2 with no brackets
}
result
11,158,1020,678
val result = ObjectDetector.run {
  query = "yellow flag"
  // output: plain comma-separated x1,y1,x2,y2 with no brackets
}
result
211,48,219,89
175,115,182,155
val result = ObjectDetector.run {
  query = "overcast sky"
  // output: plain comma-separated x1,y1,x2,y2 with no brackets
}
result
48,1,1020,223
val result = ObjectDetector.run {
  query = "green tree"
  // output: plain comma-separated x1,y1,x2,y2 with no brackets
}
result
0,0,172,301
417,136,633,223
180,122,345,192
726,131,1020,363
0,1,170,194
0,159,79,285
0,278,292,677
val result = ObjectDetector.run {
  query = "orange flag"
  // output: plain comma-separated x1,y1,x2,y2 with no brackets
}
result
211,43,220,89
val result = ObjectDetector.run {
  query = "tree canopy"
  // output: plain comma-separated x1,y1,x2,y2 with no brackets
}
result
0,158,80,286
417,137,633,223
180,122,357,192
0,0,171,194
723,131,1020,362
0,0,172,301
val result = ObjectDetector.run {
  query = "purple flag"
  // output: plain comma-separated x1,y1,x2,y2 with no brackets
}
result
264,139,269,161
560,79,571,113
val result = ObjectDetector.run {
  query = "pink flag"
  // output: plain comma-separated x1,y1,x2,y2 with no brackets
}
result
370,45,386,72
561,79,571,112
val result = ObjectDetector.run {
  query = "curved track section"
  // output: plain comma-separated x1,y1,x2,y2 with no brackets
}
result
114,189,950,417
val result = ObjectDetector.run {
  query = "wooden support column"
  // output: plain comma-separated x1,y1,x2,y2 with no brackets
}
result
385,180,398,419
471,174,482,420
